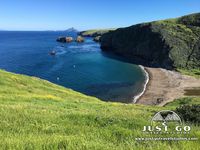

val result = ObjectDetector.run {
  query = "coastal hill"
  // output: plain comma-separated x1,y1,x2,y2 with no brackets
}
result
79,29,115,37
100,13,200,69
0,69,199,149
79,29,116,42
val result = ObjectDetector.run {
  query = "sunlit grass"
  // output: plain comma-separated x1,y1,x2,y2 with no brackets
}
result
0,69,199,149
177,68,200,78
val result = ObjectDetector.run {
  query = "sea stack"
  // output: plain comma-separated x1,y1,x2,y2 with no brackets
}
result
76,36,84,43
56,36,73,43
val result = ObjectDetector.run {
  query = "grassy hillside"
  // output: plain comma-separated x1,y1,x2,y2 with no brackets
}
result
0,69,199,149
79,29,115,37
177,68,200,78
165,97,200,108
100,13,200,69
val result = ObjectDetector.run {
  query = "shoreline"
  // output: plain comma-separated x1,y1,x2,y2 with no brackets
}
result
133,65,149,103
136,67,200,106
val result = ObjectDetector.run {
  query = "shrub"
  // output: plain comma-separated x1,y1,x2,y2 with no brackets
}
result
176,105,200,125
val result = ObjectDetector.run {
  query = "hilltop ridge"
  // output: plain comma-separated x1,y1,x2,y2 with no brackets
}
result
100,13,200,69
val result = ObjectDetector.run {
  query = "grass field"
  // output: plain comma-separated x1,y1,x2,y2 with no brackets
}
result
177,68,200,78
0,69,199,150
80,29,116,37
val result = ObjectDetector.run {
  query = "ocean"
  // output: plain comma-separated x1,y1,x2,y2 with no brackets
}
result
0,31,146,103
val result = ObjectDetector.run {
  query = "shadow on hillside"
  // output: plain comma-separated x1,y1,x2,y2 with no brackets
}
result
100,50,170,69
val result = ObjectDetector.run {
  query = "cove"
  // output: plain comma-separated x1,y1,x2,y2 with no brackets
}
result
0,31,146,103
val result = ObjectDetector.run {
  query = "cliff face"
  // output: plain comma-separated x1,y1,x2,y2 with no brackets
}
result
79,29,115,37
100,13,200,69
79,29,116,42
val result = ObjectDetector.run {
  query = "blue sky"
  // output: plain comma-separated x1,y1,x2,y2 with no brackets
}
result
0,0,199,31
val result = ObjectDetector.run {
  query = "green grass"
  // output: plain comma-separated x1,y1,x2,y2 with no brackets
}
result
165,97,200,108
80,29,116,36
177,68,200,78
0,69,199,149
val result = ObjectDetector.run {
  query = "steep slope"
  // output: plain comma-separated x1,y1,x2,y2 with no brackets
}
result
79,29,116,42
79,29,116,37
0,69,199,149
100,13,200,69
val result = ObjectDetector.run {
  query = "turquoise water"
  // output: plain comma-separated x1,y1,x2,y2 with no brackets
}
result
0,31,146,103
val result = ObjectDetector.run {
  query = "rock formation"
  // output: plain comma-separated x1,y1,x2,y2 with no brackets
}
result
76,36,84,42
56,37,73,43
100,13,200,69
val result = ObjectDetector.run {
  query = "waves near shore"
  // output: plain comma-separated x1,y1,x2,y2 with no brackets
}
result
133,65,149,103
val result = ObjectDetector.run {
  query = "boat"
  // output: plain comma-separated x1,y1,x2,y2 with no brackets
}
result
49,50,56,56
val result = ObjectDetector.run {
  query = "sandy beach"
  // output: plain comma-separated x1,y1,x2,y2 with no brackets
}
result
136,67,200,106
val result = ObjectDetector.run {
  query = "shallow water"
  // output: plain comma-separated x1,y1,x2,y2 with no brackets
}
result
0,31,146,103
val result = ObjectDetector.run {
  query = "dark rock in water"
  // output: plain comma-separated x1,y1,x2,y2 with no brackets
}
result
76,36,84,43
49,50,56,56
56,37,73,43
100,13,200,69
56,37,65,43
93,36,101,42
66,37,73,43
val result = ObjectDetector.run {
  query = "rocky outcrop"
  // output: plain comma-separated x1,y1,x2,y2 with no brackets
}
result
57,37,73,43
93,36,101,42
66,37,73,42
79,29,115,43
56,36,85,43
100,13,200,69
76,36,84,42
79,29,115,37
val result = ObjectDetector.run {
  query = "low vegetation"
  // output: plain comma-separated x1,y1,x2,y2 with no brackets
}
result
79,29,116,37
165,97,200,108
176,104,200,125
100,13,200,69
0,69,200,149
178,68,200,78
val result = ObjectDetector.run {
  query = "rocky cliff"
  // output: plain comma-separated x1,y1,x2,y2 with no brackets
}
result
79,29,116,42
100,13,200,69
79,29,115,37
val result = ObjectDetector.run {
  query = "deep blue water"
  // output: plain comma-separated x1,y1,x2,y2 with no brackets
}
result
0,31,145,103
